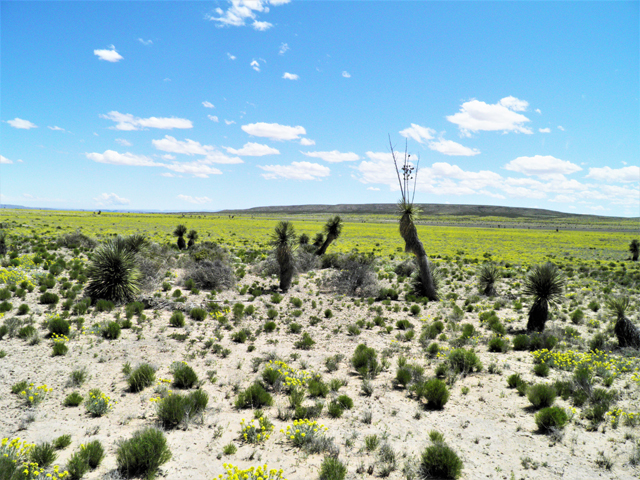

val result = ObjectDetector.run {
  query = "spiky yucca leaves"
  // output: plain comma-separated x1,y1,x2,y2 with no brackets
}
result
85,239,140,304
124,234,148,254
312,233,325,248
315,216,343,256
630,239,639,261
607,297,640,349
173,224,187,250
0,230,6,255
524,263,564,332
187,230,198,249
299,233,310,245
270,221,297,292
478,263,500,297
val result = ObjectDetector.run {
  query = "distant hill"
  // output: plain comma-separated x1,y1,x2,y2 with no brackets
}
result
219,203,635,220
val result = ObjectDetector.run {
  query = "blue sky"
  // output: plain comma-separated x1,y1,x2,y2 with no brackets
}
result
2,1,639,216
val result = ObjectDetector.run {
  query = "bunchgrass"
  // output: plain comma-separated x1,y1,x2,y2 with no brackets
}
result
127,363,156,392
116,428,172,480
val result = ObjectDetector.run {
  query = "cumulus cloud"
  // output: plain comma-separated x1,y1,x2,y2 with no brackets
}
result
94,46,123,62
48,126,65,131
279,43,290,54
208,115,219,122
535,108,542,114
0,155,13,164
550,195,575,203
539,128,551,133
115,138,132,147
138,38,153,46
100,111,193,130
161,172,179,177
7,118,37,129
225,142,280,156
250,60,261,72
161,154,176,160
94,193,130,206
259,161,330,180
342,71,351,78
86,150,160,167
177,194,212,204
164,162,223,177
586,166,640,183
242,122,306,141
202,101,215,108
283,72,299,80
225,120,236,125
558,126,565,131
446,97,532,136
152,135,243,163
302,150,360,163
428,138,480,156
227,53,236,60
505,155,582,177
253,20,272,31
367,187,380,191
399,124,435,144
207,0,289,29
299,138,315,146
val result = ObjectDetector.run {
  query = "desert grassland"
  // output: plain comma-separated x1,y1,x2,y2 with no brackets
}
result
0,208,639,480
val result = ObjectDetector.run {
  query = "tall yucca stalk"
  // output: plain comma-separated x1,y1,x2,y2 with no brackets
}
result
391,138,438,301
271,221,297,292
523,262,564,332
607,296,640,348
315,216,343,256
85,239,140,304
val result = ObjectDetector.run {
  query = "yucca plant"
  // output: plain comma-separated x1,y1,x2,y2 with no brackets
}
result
630,239,639,261
607,296,640,348
187,229,198,249
271,221,297,292
124,234,148,254
85,239,140,304
391,138,437,301
312,233,324,248
524,262,564,332
315,216,343,256
173,224,187,250
477,263,500,297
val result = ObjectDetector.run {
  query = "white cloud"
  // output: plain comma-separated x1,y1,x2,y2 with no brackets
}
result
550,195,575,203
251,60,261,72
558,125,565,131
225,142,280,156
94,46,123,62
152,135,243,164
225,119,236,125
48,126,65,131
505,155,582,177
302,150,360,163
208,115,219,122
100,111,193,131
279,43,290,55
283,72,299,80
586,166,640,183
161,172,179,177
428,138,479,156
399,124,435,144
446,97,532,136
299,138,315,146
177,194,212,204
535,108,542,114
165,161,223,177
0,155,13,164
86,150,160,167
202,101,215,108
539,128,551,133
161,154,176,160
242,122,306,141
227,53,236,60
115,138,132,147
342,71,351,78
253,20,272,31
138,38,153,46
259,161,330,180
367,187,380,191
94,193,130,206
207,0,289,28
7,118,37,129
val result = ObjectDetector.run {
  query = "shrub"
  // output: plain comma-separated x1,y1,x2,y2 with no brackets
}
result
328,253,379,298
64,391,84,407
53,434,72,450
396,319,414,330
116,428,172,479
294,332,315,350
308,377,329,398
419,441,463,479
264,321,276,333
267,308,278,319
447,348,482,375
101,321,121,340
77,440,105,470
235,382,273,409
336,394,353,409
535,407,568,433
29,442,57,468
319,456,347,480
589,333,607,352
52,338,69,356
327,400,344,418
47,316,70,336
171,362,198,389
570,309,584,324
527,383,556,409
85,239,140,304
156,390,208,428
18,325,36,340
512,334,530,351
95,299,115,312
17,303,29,315
351,344,381,379
190,308,207,321
66,451,90,480
84,389,115,416
534,363,550,377
40,292,59,305
410,304,421,316
413,378,450,409
232,328,250,343
169,311,185,327
487,336,509,353
128,364,156,392
185,259,236,291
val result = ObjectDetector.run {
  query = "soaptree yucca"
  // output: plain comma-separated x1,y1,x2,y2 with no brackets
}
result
607,296,640,349
187,229,198,249
315,216,343,256
174,224,187,250
390,138,438,301
85,239,140,304
630,239,639,261
524,262,564,332
271,221,297,292
478,263,500,297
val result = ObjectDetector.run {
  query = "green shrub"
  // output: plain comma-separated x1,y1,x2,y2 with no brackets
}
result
53,434,72,450
410,304,421,316
319,456,347,480
101,321,121,340
40,292,59,305
535,407,568,433
128,364,156,392
169,311,185,327
426,342,440,357
396,319,414,330
116,428,172,479
66,451,90,480
232,328,250,343
351,344,381,379
190,308,207,321
17,325,36,339
294,332,315,350
570,309,584,324
336,394,353,409
171,362,199,389
232,303,245,318
63,391,84,407
447,348,482,375
307,377,329,398
327,400,344,418
589,333,607,352
588,300,599,312
413,378,450,409
534,363,550,377
95,299,115,312
396,367,413,387
78,440,105,469
17,303,30,315
235,382,273,409
267,308,278,319
156,390,208,428
512,334,530,351
288,322,302,334
527,383,556,409
419,441,463,479
324,308,333,318
52,340,68,356
29,442,57,468
487,336,509,353
264,321,276,332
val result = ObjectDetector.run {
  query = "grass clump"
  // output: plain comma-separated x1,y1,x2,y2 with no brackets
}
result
447,348,482,375
53,434,72,450
101,321,121,340
418,433,463,479
29,442,57,468
235,382,274,409
171,361,199,389
413,378,450,409
127,363,156,392
64,391,84,407
190,307,207,321
294,332,315,350
169,311,185,327
535,406,568,433
527,383,556,409
48,316,70,336
351,344,381,379
319,456,347,480
156,390,208,428
116,428,171,479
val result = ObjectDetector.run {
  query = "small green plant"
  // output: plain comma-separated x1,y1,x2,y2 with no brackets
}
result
53,434,72,450
281,419,328,449
95,299,115,312
413,378,450,409
19,383,52,406
294,332,315,350
365,434,380,452
419,435,463,479
190,307,207,321
222,443,237,455
101,321,121,340
155,390,208,428
351,344,381,379
534,363,550,377
264,320,277,332
169,310,185,327
63,391,84,407
48,316,70,336
447,348,482,375
235,382,274,409
319,456,347,480
70,367,88,387
240,416,274,444
327,400,344,418
128,363,156,392
535,407,568,433
84,388,115,416
171,361,199,389
527,383,556,409
116,427,172,479
29,442,57,468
